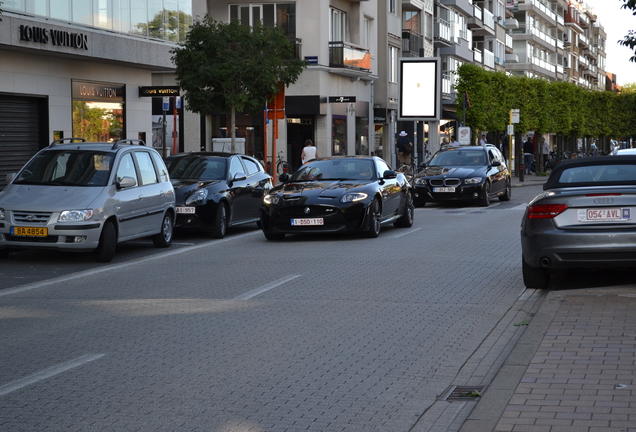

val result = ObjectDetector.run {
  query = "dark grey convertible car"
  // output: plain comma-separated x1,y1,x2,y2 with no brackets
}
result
521,155,636,289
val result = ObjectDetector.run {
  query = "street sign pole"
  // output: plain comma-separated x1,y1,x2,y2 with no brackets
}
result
162,96,169,158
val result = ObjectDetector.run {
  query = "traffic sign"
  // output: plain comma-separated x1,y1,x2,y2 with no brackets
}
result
162,97,170,111
510,109,520,124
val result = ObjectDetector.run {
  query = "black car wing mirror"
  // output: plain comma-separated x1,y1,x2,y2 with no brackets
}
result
382,170,398,179
491,161,502,167
279,173,291,183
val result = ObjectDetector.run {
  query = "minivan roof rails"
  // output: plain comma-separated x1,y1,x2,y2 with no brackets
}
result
112,139,147,149
49,137,87,147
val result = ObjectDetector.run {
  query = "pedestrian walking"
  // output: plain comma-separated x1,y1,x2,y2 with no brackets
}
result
479,134,487,146
523,137,534,175
301,139,317,164
397,131,413,166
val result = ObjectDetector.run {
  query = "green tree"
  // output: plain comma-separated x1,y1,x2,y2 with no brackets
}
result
171,17,306,151
619,0,636,61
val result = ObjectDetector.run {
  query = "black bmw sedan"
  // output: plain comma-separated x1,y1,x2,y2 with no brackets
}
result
259,156,414,240
413,145,511,207
165,152,272,238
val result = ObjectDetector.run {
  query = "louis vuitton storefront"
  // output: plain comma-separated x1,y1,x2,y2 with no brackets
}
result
0,1,201,189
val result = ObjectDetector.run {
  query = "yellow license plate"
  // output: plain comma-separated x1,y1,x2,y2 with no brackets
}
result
11,226,48,237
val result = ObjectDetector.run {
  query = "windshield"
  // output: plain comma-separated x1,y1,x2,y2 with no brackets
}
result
166,156,227,180
14,150,114,186
429,150,486,166
291,159,376,181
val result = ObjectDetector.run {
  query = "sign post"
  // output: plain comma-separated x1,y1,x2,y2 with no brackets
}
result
510,109,519,175
162,97,169,158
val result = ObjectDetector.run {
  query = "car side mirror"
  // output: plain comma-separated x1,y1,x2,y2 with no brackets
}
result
382,170,398,179
420,162,427,169
492,161,502,167
233,172,247,182
279,173,291,183
116,176,137,189
6,173,16,183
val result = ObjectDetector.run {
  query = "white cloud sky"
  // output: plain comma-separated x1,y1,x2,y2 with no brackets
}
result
586,0,636,85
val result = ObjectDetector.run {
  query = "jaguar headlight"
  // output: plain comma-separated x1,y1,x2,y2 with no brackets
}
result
185,188,208,205
464,177,483,185
341,192,368,203
58,209,94,222
263,193,280,205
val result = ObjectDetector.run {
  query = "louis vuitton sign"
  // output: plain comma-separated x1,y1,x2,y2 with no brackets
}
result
19,24,89,50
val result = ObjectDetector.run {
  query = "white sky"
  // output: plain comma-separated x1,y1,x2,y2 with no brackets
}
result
585,0,636,85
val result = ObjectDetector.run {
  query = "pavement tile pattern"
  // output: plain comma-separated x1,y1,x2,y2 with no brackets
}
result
494,293,636,432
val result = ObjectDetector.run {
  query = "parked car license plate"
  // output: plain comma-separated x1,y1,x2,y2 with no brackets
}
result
176,207,196,214
11,226,48,237
433,187,455,193
578,208,631,222
291,218,324,226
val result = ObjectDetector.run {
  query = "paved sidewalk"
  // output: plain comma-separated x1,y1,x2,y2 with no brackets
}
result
461,289,636,432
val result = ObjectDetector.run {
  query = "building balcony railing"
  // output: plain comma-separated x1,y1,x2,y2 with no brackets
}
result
484,48,495,69
520,0,556,22
402,29,424,57
474,48,483,64
328,41,371,70
434,18,452,47
579,34,589,48
442,73,452,98
483,8,495,30
506,34,513,50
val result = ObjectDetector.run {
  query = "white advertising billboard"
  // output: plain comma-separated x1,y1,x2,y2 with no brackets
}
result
398,58,441,121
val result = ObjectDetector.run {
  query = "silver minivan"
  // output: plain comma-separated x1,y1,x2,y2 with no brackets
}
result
0,138,175,262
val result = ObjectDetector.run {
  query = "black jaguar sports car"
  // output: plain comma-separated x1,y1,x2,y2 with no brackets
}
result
259,156,414,240
413,145,511,207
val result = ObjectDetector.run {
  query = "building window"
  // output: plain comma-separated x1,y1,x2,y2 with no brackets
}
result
362,18,371,48
72,80,124,142
330,7,346,42
4,1,193,43
230,3,296,39
389,46,399,83
404,11,420,34
389,0,396,15
332,116,347,155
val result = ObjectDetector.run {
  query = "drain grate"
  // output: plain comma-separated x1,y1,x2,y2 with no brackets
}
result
438,385,484,402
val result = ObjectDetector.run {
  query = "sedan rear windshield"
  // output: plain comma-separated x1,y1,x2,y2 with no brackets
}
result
554,164,636,186
166,157,227,180
14,150,114,187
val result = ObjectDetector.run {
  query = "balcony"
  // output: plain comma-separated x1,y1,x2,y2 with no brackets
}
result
329,41,371,71
516,0,557,24
434,18,452,48
438,0,473,17
511,25,557,53
402,29,424,57
442,73,452,99
505,34,514,52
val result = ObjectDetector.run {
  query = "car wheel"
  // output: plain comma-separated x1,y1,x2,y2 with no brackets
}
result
394,192,414,228
208,203,229,239
94,220,117,263
522,257,550,289
499,179,512,201
479,182,491,207
152,212,173,248
362,198,381,238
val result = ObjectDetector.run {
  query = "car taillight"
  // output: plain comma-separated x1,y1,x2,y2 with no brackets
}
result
527,204,568,219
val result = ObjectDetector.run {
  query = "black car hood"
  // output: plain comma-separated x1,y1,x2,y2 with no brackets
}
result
420,166,485,178
275,180,370,199
171,179,223,201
